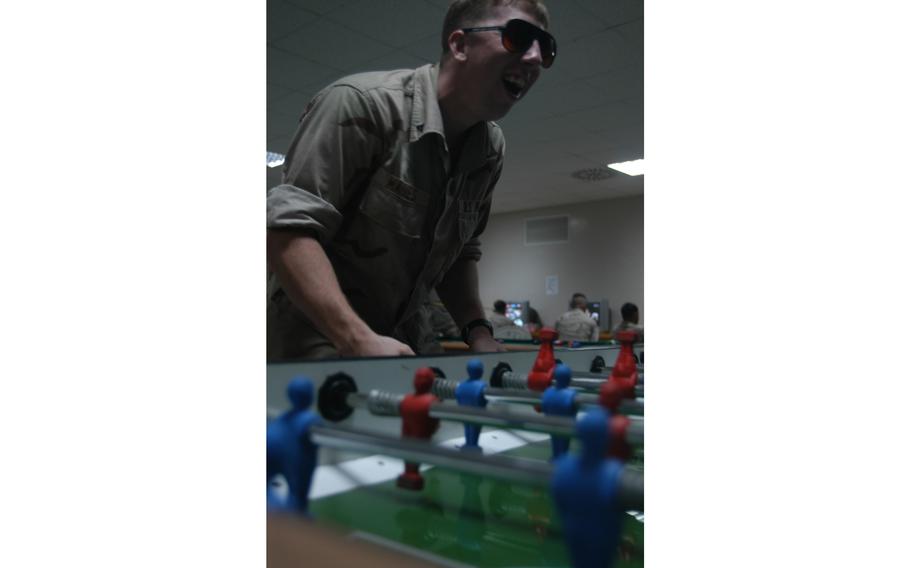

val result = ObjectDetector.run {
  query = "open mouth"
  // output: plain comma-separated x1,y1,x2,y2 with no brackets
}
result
502,74,527,99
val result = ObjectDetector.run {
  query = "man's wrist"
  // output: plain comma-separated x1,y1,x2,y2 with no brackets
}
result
331,318,373,353
461,318,494,344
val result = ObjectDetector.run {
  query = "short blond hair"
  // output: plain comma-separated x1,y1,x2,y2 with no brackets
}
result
440,0,550,55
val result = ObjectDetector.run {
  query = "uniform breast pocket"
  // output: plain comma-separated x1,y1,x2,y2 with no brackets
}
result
457,199,484,242
359,169,427,239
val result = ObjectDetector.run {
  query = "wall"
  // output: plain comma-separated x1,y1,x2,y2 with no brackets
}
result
476,195,643,329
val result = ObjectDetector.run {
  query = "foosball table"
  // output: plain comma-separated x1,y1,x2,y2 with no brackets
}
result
267,329,644,568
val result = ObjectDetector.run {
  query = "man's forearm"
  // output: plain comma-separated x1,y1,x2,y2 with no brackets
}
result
435,258,486,328
266,230,371,351
437,259,503,352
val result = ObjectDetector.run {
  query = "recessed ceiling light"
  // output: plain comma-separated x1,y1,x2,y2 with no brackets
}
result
607,158,644,176
267,151,285,168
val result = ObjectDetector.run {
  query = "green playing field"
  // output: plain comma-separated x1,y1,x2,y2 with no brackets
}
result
310,439,644,568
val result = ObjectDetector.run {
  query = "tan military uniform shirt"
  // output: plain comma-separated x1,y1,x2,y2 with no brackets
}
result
613,321,644,342
267,64,504,360
489,313,516,329
555,309,599,342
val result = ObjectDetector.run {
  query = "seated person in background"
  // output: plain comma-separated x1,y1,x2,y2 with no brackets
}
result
524,302,543,332
613,302,644,342
490,299,531,340
555,292,599,343
490,300,515,329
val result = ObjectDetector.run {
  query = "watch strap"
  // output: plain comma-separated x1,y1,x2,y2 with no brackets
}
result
461,318,494,344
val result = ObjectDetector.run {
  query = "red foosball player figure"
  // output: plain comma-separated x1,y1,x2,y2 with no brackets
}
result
396,368,440,490
527,327,557,391
598,380,633,461
609,330,640,397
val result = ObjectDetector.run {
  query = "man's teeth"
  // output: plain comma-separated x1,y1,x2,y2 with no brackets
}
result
503,75,526,98
504,75,527,90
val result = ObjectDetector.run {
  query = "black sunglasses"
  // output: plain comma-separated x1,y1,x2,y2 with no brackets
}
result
461,18,557,68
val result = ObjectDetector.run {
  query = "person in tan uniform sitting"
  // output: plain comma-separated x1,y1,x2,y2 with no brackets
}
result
554,293,599,343
265,0,557,359
489,300,515,329
613,302,644,342
490,300,531,340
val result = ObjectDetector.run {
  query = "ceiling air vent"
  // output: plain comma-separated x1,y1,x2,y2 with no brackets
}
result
570,167,612,181
525,215,569,246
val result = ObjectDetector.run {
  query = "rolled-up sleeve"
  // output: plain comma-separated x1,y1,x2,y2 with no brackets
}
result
266,85,384,244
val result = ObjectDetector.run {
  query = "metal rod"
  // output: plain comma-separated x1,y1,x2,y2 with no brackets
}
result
569,378,645,398
311,424,551,487
309,424,644,511
485,388,644,416
346,389,643,443
626,417,644,446
429,401,576,437
503,367,642,382
618,399,645,416
484,387,542,402
501,370,644,395
571,367,644,379
433,402,643,448
617,467,645,511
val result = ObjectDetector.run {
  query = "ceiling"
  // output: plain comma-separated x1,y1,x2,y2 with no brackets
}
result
267,0,643,215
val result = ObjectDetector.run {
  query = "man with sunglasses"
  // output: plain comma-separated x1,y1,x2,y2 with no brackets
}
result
267,0,556,360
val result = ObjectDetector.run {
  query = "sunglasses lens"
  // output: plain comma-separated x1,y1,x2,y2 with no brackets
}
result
504,20,556,68
541,53,554,68
504,20,534,52
501,32,521,53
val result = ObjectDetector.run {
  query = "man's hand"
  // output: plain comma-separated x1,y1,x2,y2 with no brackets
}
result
339,329,415,358
269,231,417,358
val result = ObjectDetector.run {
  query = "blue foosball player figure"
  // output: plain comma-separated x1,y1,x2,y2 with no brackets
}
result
266,377,322,515
455,358,487,452
551,407,626,568
541,363,578,460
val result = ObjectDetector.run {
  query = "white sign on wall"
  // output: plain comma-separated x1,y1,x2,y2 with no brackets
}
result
545,275,559,296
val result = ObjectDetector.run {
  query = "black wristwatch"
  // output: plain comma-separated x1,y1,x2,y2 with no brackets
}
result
461,318,494,344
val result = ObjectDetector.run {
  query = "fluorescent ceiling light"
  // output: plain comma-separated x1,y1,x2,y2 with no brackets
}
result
267,151,285,168
607,158,644,176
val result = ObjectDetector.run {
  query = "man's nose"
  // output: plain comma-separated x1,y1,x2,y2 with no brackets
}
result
521,39,543,66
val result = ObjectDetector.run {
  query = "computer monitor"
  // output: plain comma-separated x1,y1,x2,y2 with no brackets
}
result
588,301,602,325
505,301,528,326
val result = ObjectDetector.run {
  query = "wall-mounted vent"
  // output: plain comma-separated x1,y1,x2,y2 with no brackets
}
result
525,215,569,246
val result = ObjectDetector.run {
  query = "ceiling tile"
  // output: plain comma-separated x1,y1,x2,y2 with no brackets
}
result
267,110,299,143
267,83,293,104
570,0,644,28
324,0,444,49
282,0,363,16
267,0,321,42
271,18,397,73
583,64,643,103
401,31,443,63
267,48,346,91
268,89,316,118
545,0,616,43
360,49,435,73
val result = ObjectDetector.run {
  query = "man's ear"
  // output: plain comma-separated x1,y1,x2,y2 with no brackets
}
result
447,30,468,63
